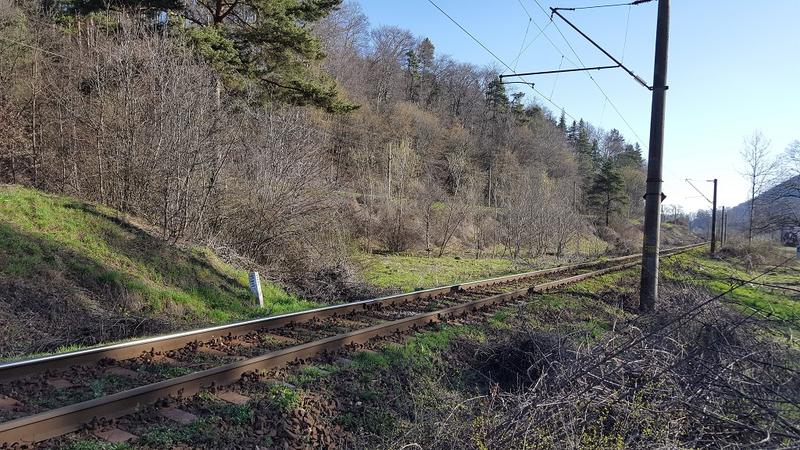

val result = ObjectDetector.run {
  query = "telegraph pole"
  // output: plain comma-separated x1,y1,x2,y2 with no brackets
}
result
710,178,718,254
639,0,670,313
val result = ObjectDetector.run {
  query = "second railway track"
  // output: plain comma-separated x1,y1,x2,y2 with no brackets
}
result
0,243,703,445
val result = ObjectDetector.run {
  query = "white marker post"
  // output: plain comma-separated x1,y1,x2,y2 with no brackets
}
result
248,271,264,308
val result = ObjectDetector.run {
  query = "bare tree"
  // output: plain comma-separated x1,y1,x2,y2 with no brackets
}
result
740,131,777,244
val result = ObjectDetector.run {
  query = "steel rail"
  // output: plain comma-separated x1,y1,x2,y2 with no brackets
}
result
0,244,703,444
0,244,700,382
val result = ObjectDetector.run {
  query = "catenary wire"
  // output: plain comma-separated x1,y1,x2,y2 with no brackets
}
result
511,18,532,71
529,0,648,149
427,0,579,122
555,0,655,11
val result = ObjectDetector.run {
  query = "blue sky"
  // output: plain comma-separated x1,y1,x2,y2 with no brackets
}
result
358,0,799,213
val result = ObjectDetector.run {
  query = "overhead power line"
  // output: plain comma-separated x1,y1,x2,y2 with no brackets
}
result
502,64,619,78
516,0,534,19
621,4,633,62
427,0,578,122
511,20,551,70
685,179,713,204
512,18,532,71
527,0,650,149
425,0,511,73
553,0,655,12
549,8,650,89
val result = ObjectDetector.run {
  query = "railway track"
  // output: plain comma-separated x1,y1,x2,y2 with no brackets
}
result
0,243,702,446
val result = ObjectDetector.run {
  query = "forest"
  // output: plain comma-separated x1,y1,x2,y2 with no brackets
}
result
0,0,648,296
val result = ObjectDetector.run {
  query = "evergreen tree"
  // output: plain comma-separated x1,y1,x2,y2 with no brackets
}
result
557,109,567,132
417,38,439,106
404,49,420,102
69,0,357,113
485,77,509,113
483,77,509,206
510,92,527,123
615,143,644,169
418,38,435,74
588,159,627,226
567,120,578,147
575,120,595,188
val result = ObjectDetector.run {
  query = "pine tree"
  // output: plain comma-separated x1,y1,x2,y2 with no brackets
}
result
575,120,595,187
418,38,435,74
483,77,509,206
588,159,627,226
69,0,357,113
404,49,420,102
510,92,527,122
557,110,567,132
566,120,578,147
615,143,644,169
485,77,509,114
417,38,438,106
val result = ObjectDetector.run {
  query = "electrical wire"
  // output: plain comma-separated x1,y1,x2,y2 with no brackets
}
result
549,55,564,99
425,0,512,73
511,18,532,71
516,20,552,61
621,4,632,62
516,0,533,19
529,0,649,150
427,0,578,122
555,0,655,11
686,179,713,204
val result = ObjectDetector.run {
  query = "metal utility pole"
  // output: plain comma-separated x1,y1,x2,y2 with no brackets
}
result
710,178,718,254
639,0,670,313
720,206,726,244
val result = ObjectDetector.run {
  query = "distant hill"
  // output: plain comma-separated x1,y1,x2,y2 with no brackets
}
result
0,185,319,359
725,175,800,233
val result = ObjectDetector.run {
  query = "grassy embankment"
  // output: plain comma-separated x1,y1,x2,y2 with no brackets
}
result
0,185,319,357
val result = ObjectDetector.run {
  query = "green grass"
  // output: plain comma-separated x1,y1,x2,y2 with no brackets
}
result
354,325,486,375
355,232,613,292
356,253,520,291
63,441,132,450
137,418,218,447
0,185,320,325
663,249,800,329
262,383,301,412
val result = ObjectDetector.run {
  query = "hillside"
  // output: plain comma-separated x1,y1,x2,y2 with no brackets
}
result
0,185,319,359
726,175,800,233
